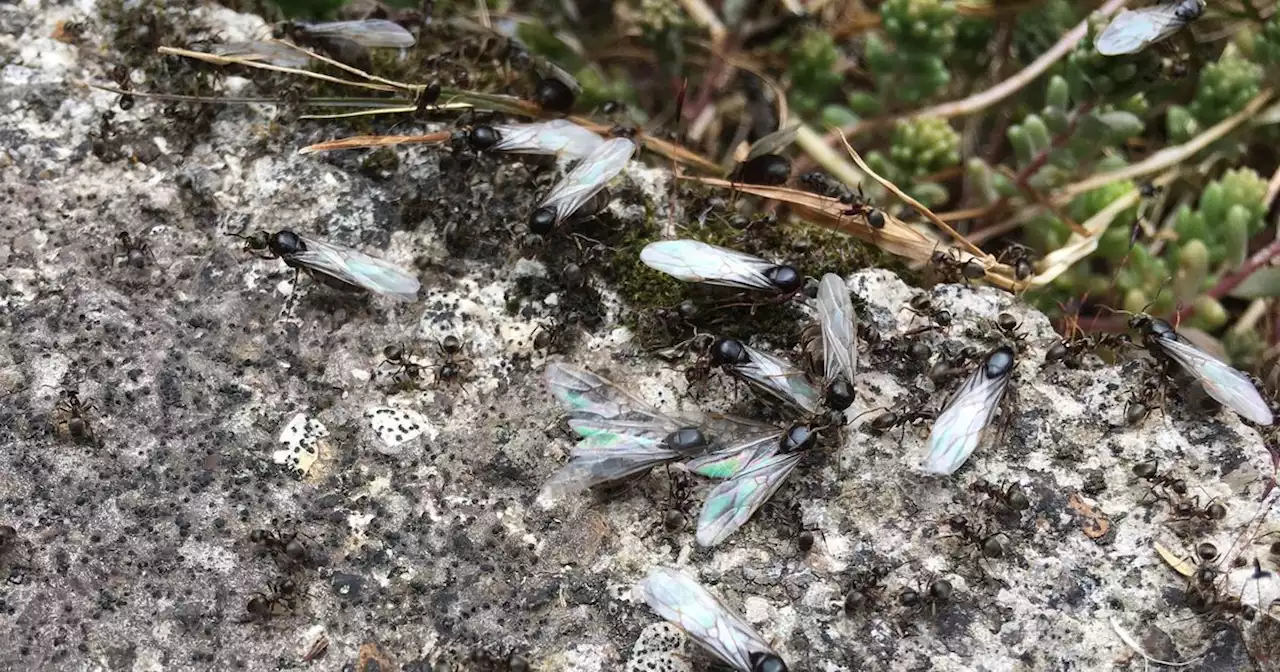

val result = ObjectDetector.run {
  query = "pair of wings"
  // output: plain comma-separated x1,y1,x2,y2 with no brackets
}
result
213,20,416,67
1152,335,1273,426
283,234,421,301
487,120,605,160
640,240,789,293
543,363,806,547
637,567,782,671
1095,0,1204,56
719,341,821,417
540,362,778,504
921,347,1015,476
538,138,635,224
289,19,417,48
816,273,858,389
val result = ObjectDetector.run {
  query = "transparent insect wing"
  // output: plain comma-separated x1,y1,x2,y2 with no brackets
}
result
686,431,785,479
1095,2,1195,56
637,567,780,671
728,343,821,415
640,241,780,291
1154,337,1274,425
289,235,420,300
696,447,805,547
538,138,635,223
921,347,1014,476
297,19,417,48
545,362,675,426
538,433,682,505
746,124,800,161
489,120,604,159
816,274,857,384
213,41,311,68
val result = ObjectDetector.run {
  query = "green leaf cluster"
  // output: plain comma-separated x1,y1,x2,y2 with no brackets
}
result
864,0,957,104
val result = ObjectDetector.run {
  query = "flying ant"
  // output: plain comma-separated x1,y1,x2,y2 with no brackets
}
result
249,528,312,571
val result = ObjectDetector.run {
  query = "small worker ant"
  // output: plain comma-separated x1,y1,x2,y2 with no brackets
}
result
380,343,424,387
897,575,953,617
1131,459,1187,504
432,334,474,389
996,244,1037,282
929,248,986,285
904,294,952,330
249,527,312,571
52,386,96,445
1170,496,1227,526
242,577,300,624
115,230,156,269
969,479,1031,514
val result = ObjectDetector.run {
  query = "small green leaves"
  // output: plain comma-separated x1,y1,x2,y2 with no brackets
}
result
1188,51,1263,128
865,0,957,103
787,30,843,114
890,117,960,178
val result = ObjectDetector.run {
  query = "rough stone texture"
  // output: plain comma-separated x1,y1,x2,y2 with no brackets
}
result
2,1,1279,671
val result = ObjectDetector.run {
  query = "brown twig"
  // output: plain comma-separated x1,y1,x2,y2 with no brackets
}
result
837,131,987,259
1176,237,1280,321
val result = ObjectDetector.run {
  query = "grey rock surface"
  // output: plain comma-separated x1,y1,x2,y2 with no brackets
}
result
2,1,1279,671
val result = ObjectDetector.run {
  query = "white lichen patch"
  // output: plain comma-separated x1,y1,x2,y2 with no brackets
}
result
625,622,689,672
364,405,435,449
273,413,327,477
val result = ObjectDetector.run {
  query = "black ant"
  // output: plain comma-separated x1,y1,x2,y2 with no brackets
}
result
380,343,423,386
1132,459,1187,503
866,391,935,442
1170,496,1227,525
432,334,474,388
970,479,1031,513
904,294,952,331
842,564,893,615
242,577,300,623
646,467,694,536
940,515,1007,561
930,248,986,284
249,528,311,571
1124,379,1162,425
115,230,155,269
926,346,981,385
898,576,953,617
52,386,96,445
996,244,1037,282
